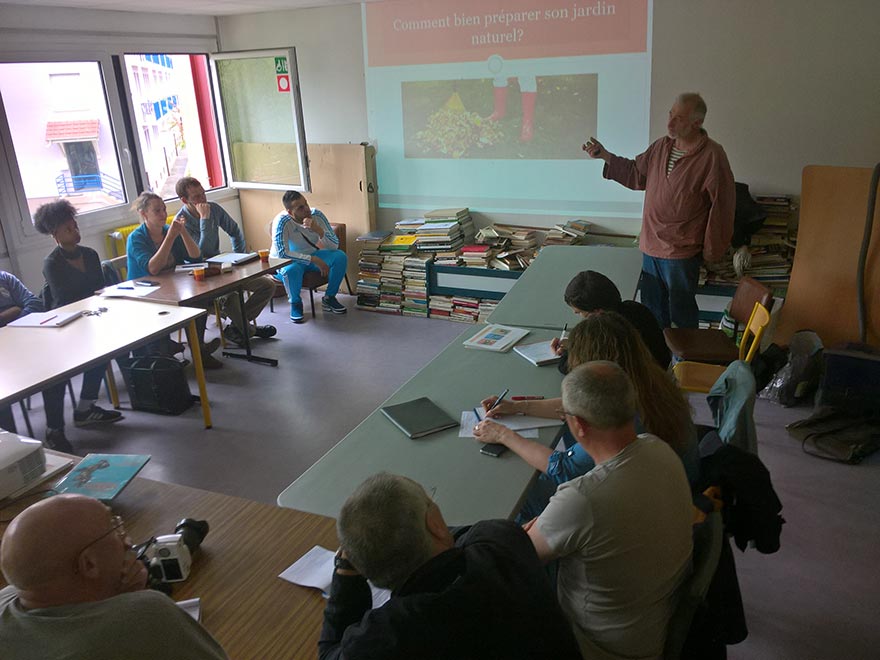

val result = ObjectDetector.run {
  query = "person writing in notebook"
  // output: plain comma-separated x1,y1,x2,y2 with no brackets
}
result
319,473,581,660
175,177,276,346
270,190,347,323
584,92,735,328
0,494,228,660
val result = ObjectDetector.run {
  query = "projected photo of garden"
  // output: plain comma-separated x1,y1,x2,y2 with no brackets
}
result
402,73,597,160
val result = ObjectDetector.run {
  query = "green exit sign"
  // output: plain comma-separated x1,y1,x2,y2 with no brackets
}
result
274,57,288,74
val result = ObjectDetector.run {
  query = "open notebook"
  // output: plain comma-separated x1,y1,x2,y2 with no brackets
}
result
7,311,83,328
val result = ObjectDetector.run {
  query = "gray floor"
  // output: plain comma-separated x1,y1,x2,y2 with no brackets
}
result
13,293,880,659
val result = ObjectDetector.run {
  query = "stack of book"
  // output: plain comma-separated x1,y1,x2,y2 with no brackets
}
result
401,255,431,317
478,299,498,322
434,250,463,266
395,218,425,234
555,219,591,238
754,194,796,249
428,294,454,319
542,227,577,246
424,207,476,244
355,232,390,310
460,244,494,267
378,254,406,313
490,248,534,271
509,228,540,251
379,234,419,253
415,221,464,253
451,295,480,323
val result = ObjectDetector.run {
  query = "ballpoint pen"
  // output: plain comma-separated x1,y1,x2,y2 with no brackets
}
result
559,322,568,343
485,387,510,415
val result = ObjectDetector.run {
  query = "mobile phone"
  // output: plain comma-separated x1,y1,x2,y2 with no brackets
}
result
135,280,157,286
479,443,508,458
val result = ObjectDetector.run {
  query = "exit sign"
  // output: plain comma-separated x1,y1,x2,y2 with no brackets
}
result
274,57,288,74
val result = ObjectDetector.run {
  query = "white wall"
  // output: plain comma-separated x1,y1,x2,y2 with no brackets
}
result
218,4,368,145
219,0,880,229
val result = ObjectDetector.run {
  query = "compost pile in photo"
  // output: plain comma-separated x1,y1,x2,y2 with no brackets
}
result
415,106,504,158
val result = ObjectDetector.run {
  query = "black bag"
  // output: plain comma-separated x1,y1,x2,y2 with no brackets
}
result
117,356,195,415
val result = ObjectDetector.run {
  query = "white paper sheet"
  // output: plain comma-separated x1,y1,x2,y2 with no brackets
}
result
279,545,390,608
459,410,539,438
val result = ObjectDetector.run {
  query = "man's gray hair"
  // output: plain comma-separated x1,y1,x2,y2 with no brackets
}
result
677,92,707,121
562,361,637,430
337,473,435,591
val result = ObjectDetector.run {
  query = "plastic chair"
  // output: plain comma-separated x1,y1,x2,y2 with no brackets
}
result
673,302,771,393
664,276,773,364
663,512,724,660
268,222,352,317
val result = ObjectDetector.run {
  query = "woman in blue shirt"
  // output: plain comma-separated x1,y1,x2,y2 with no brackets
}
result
475,311,699,519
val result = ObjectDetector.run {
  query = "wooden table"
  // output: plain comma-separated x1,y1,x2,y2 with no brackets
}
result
487,245,644,330
0,297,213,428
0,475,337,660
119,257,291,367
278,326,566,526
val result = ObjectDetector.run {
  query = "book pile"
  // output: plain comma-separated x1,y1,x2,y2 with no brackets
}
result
378,254,406,313
754,194,796,249
424,207,476,243
478,299,498,322
451,295,480,323
402,254,431,317
434,250,463,266
557,219,591,238
415,221,464,253
428,294,454,319
395,218,425,234
380,234,418,253
355,234,388,310
461,244,494,267
542,226,577,246
489,248,534,271
509,228,540,251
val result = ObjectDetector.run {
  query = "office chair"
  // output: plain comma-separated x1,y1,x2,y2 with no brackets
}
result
664,276,773,364
663,512,724,660
673,302,771,393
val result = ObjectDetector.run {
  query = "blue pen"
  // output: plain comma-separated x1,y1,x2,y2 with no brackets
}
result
483,387,510,418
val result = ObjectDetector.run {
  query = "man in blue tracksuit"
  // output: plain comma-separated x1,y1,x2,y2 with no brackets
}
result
269,191,347,323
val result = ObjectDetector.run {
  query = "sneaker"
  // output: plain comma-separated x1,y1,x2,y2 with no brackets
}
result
201,354,223,369
290,302,305,324
254,324,277,339
45,428,74,453
201,337,221,355
74,404,124,428
223,325,246,347
321,296,347,315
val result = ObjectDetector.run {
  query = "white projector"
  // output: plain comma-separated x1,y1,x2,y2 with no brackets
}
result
0,431,46,500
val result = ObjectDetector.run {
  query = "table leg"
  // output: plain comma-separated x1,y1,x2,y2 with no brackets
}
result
185,319,213,429
105,364,120,409
223,287,278,367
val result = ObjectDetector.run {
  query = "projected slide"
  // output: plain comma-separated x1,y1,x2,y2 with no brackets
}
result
364,0,652,222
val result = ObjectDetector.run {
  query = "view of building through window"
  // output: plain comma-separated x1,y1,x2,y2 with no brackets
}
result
123,53,223,199
0,54,223,221
0,61,125,216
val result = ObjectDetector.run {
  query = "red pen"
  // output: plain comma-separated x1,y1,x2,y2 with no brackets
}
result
511,395,544,401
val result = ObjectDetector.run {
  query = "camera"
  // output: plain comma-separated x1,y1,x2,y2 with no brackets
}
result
140,518,209,585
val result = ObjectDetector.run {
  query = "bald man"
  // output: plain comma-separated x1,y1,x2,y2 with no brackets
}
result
0,494,227,660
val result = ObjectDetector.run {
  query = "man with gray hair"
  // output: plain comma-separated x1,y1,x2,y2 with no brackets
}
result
527,361,694,659
583,92,735,329
319,473,582,660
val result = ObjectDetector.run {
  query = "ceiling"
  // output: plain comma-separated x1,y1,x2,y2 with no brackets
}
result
0,0,367,17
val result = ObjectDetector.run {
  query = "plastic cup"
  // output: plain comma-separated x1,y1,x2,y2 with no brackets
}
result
193,267,206,282
258,249,270,263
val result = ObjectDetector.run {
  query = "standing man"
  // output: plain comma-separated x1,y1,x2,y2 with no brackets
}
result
175,177,277,346
526,361,694,659
584,93,735,328
270,191,347,323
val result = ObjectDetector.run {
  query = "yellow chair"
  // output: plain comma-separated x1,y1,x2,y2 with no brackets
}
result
673,302,771,393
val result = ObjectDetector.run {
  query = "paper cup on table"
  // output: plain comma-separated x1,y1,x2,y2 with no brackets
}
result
259,249,270,263
193,267,206,282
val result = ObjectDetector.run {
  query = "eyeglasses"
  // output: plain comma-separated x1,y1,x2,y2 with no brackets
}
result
555,408,579,422
73,515,127,570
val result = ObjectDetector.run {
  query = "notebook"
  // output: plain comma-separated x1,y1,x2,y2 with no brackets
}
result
7,310,83,328
54,453,150,501
513,340,562,366
380,397,459,439
206,252,259,266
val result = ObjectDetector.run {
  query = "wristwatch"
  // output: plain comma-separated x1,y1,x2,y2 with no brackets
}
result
334,554,356,572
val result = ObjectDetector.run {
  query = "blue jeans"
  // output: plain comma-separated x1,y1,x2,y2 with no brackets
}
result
640,254,702,329
277,250,347,304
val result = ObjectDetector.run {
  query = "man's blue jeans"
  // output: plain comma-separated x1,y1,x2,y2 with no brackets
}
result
640,254,702,329
277,250,347,304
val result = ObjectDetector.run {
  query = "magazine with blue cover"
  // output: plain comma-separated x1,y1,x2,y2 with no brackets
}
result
54,454,150,501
